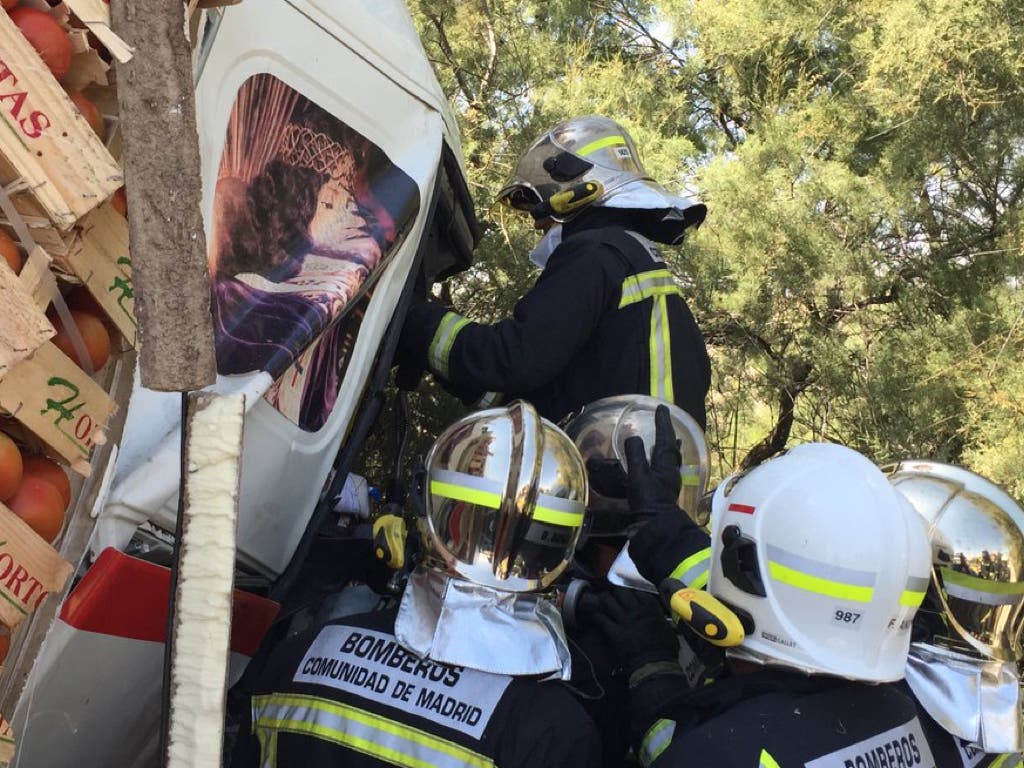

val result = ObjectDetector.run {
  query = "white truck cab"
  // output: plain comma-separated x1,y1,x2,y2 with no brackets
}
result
10,2,475,764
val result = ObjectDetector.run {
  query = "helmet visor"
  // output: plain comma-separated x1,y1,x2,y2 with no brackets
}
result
496,134,562,211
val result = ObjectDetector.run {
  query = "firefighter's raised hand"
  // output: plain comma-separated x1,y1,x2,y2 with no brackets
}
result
621,404,682,515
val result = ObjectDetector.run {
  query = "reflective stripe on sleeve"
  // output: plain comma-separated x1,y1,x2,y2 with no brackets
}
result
991,753,1024,768
759,748,782,768
767,545,876,604
639,718,675,766
430,470,504,509
428,312,470,379
532,493,586,527
252,693,495,768
474,391,504,409
941,567,1024,607
669,547,711,588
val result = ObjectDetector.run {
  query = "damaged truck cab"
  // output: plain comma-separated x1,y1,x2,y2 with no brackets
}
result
8,2,475,764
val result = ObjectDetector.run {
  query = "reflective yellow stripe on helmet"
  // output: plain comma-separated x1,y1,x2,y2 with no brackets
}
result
430,481,501,509
899,575,930,607
769,561,874,603
577,134,627,157
252,693,495,768
431,472,583,527
532,493,586,527
430,469,504,509
767,545,877,604
759,748,782,768
941,567,1024,606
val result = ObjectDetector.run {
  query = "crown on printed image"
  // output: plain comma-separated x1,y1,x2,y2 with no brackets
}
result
275,124,351,177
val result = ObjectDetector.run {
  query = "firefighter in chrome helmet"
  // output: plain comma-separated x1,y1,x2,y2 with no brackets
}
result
415,399,588,593
396,115,711,430
563,395,709,596
232,401,602,768
886,460,1024,764
583,441,938,768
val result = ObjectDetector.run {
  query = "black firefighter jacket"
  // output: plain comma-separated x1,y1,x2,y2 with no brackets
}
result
631,669,938,768
231,607,602,768
398,214,711,427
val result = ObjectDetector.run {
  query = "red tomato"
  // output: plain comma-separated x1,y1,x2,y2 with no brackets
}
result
68,91,105,140
9,7,71,81
21,454,70,509
51,309,111,371
0,1,17,13
110,186,127,218
0,230,21,275
6,476,64,541
0,433,22,501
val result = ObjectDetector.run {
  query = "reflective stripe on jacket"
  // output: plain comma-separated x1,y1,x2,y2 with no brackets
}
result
231,607,601,768
414,220,711,426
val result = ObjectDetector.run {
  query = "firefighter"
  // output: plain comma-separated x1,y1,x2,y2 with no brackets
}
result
586,440,936,767
231,401,601,767
557,396,710,766
887,461,1024,767
396,115,710,427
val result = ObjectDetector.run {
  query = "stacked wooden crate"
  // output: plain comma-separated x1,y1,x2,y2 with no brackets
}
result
0,1,136,758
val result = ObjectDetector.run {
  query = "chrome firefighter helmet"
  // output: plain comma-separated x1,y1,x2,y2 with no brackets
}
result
885,460,1024,662
564,395,709,535
708,443,932,682
424,400,589,592
497,115,707,230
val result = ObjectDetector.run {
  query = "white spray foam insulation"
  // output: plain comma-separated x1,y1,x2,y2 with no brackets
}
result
167,392,245,768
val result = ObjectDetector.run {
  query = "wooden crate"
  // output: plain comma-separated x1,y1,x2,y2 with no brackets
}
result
0,11,122,230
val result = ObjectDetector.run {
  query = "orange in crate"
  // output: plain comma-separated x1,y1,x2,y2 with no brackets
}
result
21,455,70,508
51,309,111,371
7,476,65,542
7,7,71,81
0,434,22,501
0,231,20,274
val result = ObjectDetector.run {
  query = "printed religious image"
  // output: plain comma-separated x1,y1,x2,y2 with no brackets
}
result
208,73,419,430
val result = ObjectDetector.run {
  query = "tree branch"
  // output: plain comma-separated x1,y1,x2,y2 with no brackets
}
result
471,0,499,111
425,11,473,101
740,359,813,469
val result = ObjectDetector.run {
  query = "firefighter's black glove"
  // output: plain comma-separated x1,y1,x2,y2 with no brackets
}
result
581,587,681,685
585,404,682,515
629,506,710,587
394,294,448,380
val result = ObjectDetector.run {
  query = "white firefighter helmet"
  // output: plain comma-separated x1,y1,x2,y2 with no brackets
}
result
496,115,706,231
708,443,932,682
423,400,589,592
563,395,709,535
885,460,1024,662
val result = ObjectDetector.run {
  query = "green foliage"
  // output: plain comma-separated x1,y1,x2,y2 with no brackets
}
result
388,0,1024,496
